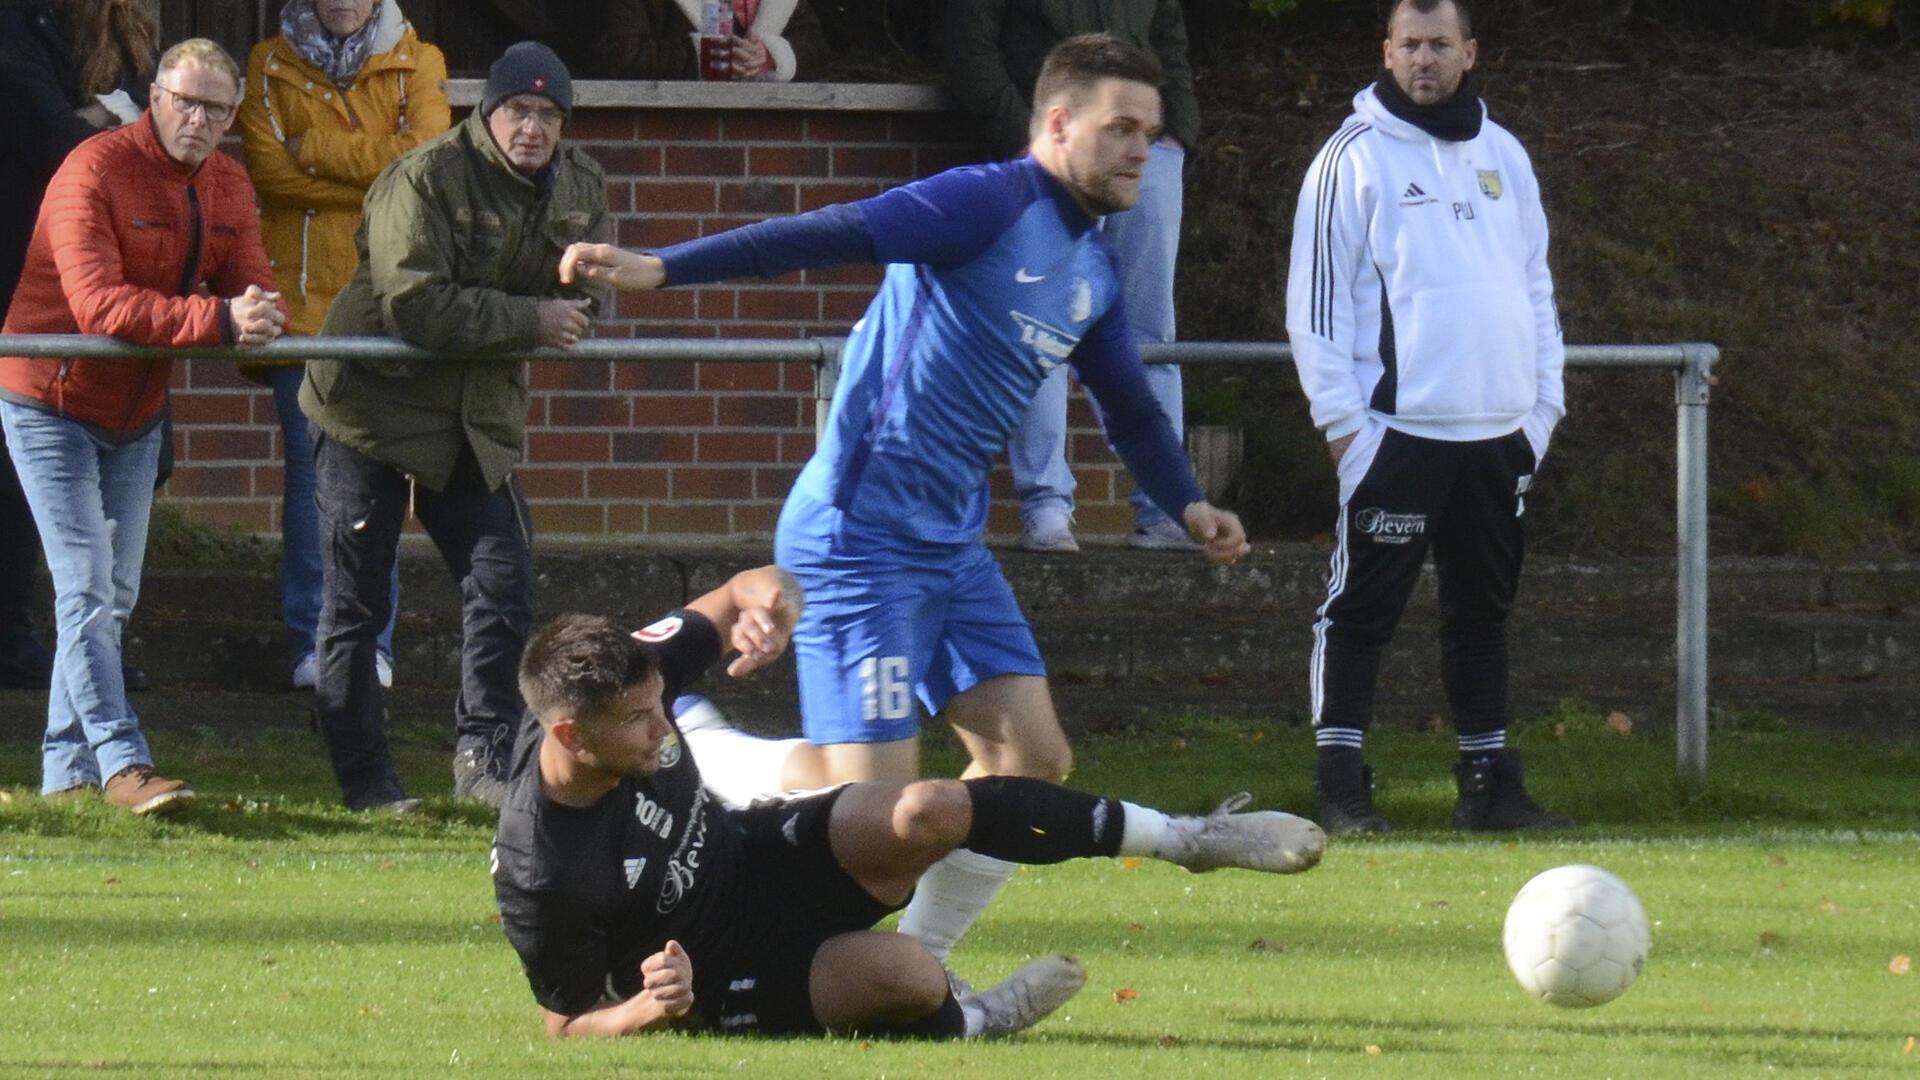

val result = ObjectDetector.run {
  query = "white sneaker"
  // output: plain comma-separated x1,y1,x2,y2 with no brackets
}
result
1019,506,1079,553
962,955,1086,1038
376,652,393,690
292,652,317,690
1126,518,1201,552
1162,792,1326,874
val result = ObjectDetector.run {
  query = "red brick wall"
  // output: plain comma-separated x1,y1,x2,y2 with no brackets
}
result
164,103,1139,539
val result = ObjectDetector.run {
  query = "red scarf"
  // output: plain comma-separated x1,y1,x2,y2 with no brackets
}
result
732,0,758,32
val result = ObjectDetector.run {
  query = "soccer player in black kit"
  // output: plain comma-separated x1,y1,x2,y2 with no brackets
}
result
492,564,1326,1040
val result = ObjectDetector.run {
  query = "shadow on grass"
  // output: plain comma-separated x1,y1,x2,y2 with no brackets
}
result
1226,1009,1910,1045
0,793,498,843
13,911,479,948
1039,1028,1464,1056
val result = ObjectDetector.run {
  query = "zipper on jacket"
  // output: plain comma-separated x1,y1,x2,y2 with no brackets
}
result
119,183,206,433
178,184,205,298
300,210,314,300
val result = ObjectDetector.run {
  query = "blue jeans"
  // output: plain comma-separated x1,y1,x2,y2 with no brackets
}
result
272,366,396,665
1008,139,1186,529
0,401,159,793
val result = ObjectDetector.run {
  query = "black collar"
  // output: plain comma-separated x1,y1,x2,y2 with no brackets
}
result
1374,69,1484,142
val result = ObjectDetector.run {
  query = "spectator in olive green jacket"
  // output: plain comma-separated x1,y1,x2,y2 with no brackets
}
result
300,41,610,813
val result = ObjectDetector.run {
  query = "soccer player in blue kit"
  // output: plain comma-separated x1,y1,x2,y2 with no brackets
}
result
560,34,1255,972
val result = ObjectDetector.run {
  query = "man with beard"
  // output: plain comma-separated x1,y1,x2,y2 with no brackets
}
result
557,32,1258,980
1285,0,1574,835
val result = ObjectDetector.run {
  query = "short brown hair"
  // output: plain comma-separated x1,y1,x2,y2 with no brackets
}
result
1030,32,1164,128
1386,0,1474,38
518,614,657,725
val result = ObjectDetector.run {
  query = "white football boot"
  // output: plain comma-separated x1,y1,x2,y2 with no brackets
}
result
1162,792,1326,874
962,955,1087,1037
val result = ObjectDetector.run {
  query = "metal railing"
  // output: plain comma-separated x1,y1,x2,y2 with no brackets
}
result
0,334,1718,778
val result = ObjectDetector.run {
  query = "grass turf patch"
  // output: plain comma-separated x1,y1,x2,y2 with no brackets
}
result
2,713,1917,1077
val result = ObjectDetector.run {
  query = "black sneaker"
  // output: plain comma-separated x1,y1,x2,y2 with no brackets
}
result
345,781,421,814
452,744,507,810
1315,753,1390,836
1452,749,1576,832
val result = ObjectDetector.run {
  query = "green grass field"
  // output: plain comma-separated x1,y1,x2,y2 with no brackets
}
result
2,707,1917,1078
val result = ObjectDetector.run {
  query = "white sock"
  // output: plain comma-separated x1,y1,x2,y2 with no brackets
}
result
674,700,802,807
1116,800,1173,858
960,998,988,1037
897,848,1016,964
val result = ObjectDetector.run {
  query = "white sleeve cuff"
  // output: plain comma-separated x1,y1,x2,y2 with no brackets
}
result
1522,406,1559,464
760,33,797,82
1325,412,1367,442
97,90,142,125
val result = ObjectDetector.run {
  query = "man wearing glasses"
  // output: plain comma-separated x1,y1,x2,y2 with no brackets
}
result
299,41,610,813
0,38,286,814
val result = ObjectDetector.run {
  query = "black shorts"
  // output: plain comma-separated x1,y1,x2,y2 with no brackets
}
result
700,784,903,1036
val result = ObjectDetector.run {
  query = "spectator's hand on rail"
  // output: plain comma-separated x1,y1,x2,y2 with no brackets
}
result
559,243,664,291
538,299,593,350
230,285,286,348
1183,501,1252,567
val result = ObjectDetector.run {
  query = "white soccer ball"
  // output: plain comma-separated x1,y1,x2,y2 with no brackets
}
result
1502,864,1651,1008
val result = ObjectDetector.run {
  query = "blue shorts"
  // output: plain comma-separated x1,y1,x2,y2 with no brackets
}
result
775,502,1045,745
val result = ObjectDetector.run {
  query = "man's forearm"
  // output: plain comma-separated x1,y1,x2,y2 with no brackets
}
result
545,991,678,1039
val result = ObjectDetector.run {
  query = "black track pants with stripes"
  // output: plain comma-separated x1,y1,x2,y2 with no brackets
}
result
1309,427,1537,736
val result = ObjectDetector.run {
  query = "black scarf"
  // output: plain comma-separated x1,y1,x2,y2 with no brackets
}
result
1373,69,1484,142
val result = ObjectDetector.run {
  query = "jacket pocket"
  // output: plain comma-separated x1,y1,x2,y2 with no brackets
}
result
124,217,178,288
453,214,509,284
306,358,351,405
543,211,592,251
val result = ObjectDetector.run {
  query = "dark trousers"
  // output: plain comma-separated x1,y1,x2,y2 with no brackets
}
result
0,423,45,653
1311,428,1536,737
314,433,533,803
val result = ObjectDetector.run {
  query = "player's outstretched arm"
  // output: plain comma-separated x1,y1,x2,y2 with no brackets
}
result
558,242,666,291
1183,502,1252,567
542,941,694,1038
683,565,807,678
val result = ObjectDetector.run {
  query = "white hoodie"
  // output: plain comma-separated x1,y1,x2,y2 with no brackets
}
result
1285,84,1564,460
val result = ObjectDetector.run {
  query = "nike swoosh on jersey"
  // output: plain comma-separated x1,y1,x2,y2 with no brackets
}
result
1014,268,1044,283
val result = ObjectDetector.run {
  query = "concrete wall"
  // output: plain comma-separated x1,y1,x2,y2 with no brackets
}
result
162,81,1145,540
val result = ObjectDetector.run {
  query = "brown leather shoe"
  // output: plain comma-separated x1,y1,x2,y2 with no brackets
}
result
103,764,195,816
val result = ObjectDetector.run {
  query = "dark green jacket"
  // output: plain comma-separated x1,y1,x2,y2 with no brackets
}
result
301,109,611,491
943,0,1200,157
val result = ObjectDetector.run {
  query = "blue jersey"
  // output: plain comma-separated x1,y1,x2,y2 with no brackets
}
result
655,156,1202,543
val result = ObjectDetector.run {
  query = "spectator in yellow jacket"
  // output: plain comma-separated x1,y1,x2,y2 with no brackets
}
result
238,0,449,692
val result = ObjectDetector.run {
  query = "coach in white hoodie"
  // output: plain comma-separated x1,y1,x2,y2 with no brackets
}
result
1285,0,1572,836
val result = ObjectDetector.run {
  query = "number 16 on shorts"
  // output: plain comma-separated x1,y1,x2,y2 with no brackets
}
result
860,656,911,722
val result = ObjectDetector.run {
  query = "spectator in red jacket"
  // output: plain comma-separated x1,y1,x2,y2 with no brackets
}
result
0,37,286,815
0,0,160,692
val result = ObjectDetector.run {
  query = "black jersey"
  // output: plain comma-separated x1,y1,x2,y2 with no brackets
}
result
491,609,757,1018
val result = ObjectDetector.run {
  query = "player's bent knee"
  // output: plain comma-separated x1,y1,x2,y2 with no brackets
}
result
869,945,950,1018
892,779,971,851
1012,733,1072,783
